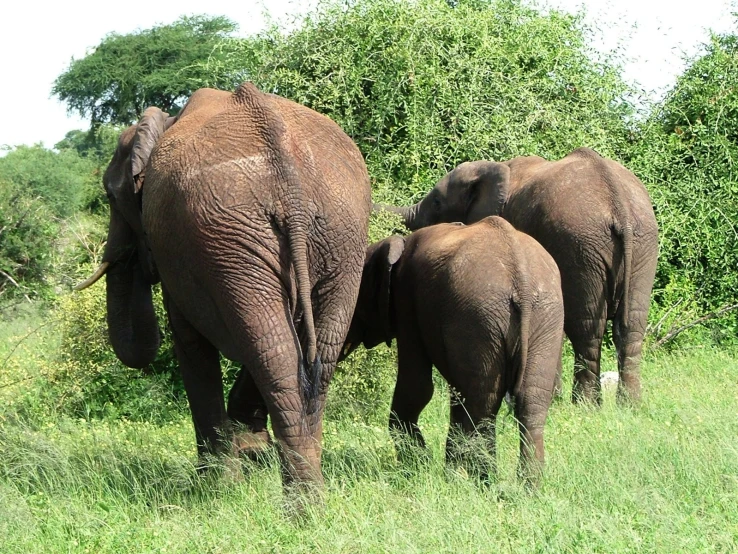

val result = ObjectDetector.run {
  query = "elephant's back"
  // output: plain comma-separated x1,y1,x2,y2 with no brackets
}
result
409,218,519,305
150,83,370,224
506,150,654,261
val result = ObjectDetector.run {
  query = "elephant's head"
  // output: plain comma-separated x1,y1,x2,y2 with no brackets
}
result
75,107,174,369
381,161,511,230
339,236,405,361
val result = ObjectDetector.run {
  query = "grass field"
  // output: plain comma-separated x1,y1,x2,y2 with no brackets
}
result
1,309,737,553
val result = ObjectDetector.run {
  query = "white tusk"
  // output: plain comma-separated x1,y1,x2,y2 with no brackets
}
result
74,262,111,291
343,343,352,357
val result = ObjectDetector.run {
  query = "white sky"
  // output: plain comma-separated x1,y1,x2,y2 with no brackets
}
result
0,0,734,150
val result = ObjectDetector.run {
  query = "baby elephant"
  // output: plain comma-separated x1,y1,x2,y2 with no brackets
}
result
341,216,564,483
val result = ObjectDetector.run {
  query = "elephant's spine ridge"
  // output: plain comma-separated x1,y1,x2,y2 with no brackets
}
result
239,85,321,409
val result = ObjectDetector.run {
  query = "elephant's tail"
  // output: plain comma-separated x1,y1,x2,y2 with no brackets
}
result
513,293,531,398
234,82,323,411
511,234,532,398
287,220,321,408
620,223,633,325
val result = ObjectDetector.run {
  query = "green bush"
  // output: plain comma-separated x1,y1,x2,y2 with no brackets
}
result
0,145,99,218
328,209,408,423
0,179,59,299
38,279,185,423
241,0,635,202
629,31,738,344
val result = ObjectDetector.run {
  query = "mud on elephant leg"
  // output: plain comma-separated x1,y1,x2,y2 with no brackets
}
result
389,333,434,461
227,367,272,462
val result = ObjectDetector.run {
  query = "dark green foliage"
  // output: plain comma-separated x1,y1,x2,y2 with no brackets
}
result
242,0,636,202
52,16,244,126
0,180,58,298
0,145,99,217
55,125,121,164
328,210,407,422
55,126,123,212
629,31,738,342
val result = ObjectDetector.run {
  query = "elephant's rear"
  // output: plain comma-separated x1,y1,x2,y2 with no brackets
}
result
143,82,371,486
416,217,563,482
416,218,563,397
601,156,658,404
148,83,371,367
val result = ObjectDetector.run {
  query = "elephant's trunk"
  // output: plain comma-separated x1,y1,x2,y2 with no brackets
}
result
372,201,424,230
105,259,160,369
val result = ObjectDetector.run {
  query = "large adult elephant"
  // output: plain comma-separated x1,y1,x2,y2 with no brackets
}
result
380,148,658,404
76,82,372,490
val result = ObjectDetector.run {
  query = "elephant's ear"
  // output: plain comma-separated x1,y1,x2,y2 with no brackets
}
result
465,162,511,223
379,236,405,347
131,107,170,193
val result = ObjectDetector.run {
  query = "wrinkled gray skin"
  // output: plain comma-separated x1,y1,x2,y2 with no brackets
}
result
340,217,564,484
81,83,371,490
380,148,658,405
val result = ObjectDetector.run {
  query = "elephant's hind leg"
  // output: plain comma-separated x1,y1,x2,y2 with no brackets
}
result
612,256,656,406
513,345,558,488
165,294,228,460
562,269,607,405
566,308,607,405
390,328,434,456
446,391,503,484
227,367,272,461
234,302,326,489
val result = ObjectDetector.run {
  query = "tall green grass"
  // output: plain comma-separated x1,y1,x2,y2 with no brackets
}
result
1,345,736,553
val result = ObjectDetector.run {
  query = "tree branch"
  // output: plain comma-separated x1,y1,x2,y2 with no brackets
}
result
0,269,32,303
651,303,738,350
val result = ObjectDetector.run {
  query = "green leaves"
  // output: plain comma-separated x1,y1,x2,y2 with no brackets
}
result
0,145,99,218
52,16,243,126
244,0,636,202
629,30,738,341
0,180,57,297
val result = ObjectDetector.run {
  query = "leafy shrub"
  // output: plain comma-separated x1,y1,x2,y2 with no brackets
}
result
629,31,738,344
241,0,635,203
328,210,408,422
39,277,185,422
54,126,123,213
0,145,99,218
0,179,58,299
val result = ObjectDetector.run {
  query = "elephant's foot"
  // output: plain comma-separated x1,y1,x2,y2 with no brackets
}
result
572,369,602,405
616,370,642,407
231,428,273,463
517,457,544,491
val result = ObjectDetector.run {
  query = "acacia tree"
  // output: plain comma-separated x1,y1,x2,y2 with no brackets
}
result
53,15,244,126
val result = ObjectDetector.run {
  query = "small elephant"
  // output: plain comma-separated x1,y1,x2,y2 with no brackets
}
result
380,148,658,405
75,83,371,491
340,216,564,483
